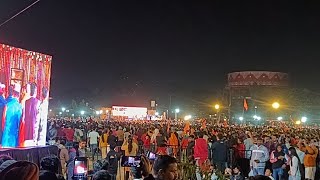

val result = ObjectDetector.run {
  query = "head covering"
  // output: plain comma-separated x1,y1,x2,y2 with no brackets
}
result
0,160,17,172
0,161,39,180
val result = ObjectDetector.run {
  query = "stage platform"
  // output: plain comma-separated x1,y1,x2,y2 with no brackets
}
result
0,145,59,166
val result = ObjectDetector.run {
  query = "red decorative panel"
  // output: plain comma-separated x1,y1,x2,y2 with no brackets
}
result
0,44,52,100
227,71,289,87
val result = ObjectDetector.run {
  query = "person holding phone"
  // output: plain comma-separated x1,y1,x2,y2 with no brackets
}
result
250,137,269,176
105,142,118,180
121,135,138,180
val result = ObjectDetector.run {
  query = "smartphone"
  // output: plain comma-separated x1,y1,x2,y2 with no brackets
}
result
73,157,88,179
121,156,141,167
147,151,157,160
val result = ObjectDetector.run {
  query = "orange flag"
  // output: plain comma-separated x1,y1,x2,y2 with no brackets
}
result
244,99,248,111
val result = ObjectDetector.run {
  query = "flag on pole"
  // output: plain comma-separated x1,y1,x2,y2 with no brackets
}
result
244,99,248,111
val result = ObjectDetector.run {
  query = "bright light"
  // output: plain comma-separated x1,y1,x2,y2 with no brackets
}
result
80,111,85,115
301,117,307,123
277,116,283,121
214,104,220,110
184,115,192,120
66,110,69,113
96,111,100,115
155,112,159,116
59,112,62,115
253,115,258,119
62,107,66,112
112,106,147,118
175,108,180,113
272,102,280,109
257,116,261,120
72,114,75,117
49,109,52,112
100,110,103,114
295,120,301,125
239,117,244,121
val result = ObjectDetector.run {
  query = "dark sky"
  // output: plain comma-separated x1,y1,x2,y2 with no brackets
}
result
0,0,319,110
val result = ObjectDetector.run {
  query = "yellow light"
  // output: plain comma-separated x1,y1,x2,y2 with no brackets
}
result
272,102,280,109
214,104,220,110
295,120,301,125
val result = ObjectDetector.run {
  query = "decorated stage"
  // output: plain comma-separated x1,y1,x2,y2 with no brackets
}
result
0,145,58,166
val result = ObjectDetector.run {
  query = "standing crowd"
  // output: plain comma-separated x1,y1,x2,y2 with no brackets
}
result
46,118,320,180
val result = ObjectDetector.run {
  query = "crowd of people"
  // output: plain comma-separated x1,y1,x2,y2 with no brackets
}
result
46,118,320,180
0,116,319,180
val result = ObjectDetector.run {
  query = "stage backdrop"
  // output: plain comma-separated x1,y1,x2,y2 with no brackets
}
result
0,43,52,147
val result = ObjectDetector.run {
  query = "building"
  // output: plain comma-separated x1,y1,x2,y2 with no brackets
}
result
224,71,289,121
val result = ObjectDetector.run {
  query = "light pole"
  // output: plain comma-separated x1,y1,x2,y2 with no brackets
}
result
175,108,180,120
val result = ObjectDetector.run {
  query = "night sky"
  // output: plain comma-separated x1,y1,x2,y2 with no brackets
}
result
0,0,319,111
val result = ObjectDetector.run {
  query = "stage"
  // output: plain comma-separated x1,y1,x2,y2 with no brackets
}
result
0,145,59,166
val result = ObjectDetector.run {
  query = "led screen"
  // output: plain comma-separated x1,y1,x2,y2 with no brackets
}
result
112,106,147,119
0,44,52,147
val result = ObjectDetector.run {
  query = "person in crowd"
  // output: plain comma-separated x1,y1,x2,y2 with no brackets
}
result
303,139,318,180
59,140,69,177
244,131,254,159
99,129,109,159
288,147,302,180
122,135,139,180
89,128,100,160
66,142,81,180
38,87,49,146
270,144,285,180
78,138,86,157
230,166,244,180
187,135,195,159
250,137,269,176
264,169,275,180
104,142,118,180
0,160,39,180
144,155,178,180
212,133,228,172
48,122,58,145
168,129,179,157
107,130,117,148
74,126,83,143
194,132,209,180
116,126,124,146
24,83,40,147
0,154,13,167
40,155,60,176
0,159,17,172
0,82,6,146
39,170,59,180
92,170,111,180
124,128,131,140
2,84,23,147
143,134,151,152
62,124,75,147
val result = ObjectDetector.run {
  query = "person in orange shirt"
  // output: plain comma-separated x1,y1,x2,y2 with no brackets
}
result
303,139,318,180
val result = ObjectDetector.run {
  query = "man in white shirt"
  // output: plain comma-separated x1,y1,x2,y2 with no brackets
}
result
88,129,100,160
